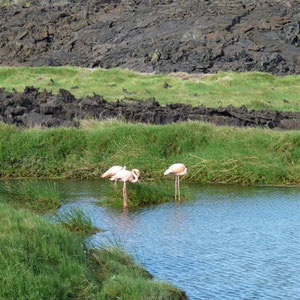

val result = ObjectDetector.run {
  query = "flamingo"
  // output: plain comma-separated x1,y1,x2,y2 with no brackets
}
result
164,163,187,201
110,169,140,208
101,166,125,185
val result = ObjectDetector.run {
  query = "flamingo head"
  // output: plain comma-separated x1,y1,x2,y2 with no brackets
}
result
132,169,140,178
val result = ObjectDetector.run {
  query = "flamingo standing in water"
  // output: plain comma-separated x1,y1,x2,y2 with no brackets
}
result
101,166,125,185
110,169,140,208
164,163,187,201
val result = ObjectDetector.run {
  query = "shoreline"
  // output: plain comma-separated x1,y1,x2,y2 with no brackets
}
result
1,121,299,186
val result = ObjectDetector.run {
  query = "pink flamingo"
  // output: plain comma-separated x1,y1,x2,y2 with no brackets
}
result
101,166,125,185
164,163,187,201
110,169,140,208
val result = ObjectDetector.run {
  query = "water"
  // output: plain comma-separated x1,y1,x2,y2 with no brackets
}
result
57,180,300,300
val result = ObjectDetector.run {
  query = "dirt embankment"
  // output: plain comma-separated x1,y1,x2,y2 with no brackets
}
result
0,0,299,74
1,87,300,129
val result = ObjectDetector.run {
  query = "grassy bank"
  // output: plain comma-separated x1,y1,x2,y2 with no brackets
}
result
0,180,60,213
0,121,300,185
0,202,185,299
0,67,300,111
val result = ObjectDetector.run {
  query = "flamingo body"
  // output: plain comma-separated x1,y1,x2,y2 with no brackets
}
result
110,169,140,208
164,163,187,201
101,166,125,179
110,169,140,183
164,163,187,176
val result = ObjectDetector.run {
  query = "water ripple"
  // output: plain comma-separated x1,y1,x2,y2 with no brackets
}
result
58,182,300,300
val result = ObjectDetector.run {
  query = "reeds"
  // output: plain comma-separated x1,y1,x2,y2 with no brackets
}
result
102,181,192,208
1,121,300,185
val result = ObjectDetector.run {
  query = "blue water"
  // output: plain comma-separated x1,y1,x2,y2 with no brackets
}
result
57,181,300,300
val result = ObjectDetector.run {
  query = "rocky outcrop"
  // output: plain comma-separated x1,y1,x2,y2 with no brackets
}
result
1,87,300,129
0,0,299,74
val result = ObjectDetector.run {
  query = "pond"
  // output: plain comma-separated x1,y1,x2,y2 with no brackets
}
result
57,180,300,300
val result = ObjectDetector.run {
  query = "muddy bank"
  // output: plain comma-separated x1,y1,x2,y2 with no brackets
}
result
0,0,299,74
1,87,300,129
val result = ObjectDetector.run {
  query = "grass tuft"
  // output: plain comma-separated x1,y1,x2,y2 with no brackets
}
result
102,181,191,208
56,208,100,235
89,246,187,300
0,180,60,213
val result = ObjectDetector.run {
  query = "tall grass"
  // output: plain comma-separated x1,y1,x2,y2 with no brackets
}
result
0,202,101,299
0,180,60,212
0,66,299,111
55,208,100,235
0,121,300,185
102,181,191,208
0,203,186,299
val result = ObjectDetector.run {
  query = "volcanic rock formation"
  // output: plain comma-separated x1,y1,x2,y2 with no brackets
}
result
1,87,300,129
0,0,299,74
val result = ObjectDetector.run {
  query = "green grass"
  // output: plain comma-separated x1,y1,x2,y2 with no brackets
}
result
102,181,191,208
0,180,60,213
90,246,186,300
0,66,300,111
0,121,300,185
0,202,186,299
56,208,100,235
0,202,101,299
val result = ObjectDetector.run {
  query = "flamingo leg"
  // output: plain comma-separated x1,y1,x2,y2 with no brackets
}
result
177,176,180,202
174,176,177,201
123,181,128,208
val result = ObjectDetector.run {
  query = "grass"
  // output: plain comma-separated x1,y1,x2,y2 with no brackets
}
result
55,208,100,235
0,202,101,299
0,66,300,111
89,246,186,300
0,202,186,299
102,181,191,208
0,180,60,213
0,121,300,185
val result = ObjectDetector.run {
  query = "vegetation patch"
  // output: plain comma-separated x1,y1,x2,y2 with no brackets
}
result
55,208,100,235
0,180,60,213
102,181,191,208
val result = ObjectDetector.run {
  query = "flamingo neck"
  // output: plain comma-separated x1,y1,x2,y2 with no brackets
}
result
131,171,139,183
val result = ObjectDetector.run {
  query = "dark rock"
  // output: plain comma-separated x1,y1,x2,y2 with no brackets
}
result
0,87,300,129
279,119,300,130
0,0,299,74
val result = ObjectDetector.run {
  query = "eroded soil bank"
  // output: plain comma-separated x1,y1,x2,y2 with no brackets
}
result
0,0,299,74
1,87,300,129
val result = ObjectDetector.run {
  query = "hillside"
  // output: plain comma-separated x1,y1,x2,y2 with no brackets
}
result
0,0,299,74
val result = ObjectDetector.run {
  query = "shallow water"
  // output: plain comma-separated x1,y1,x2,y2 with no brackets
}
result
57,180,300,300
